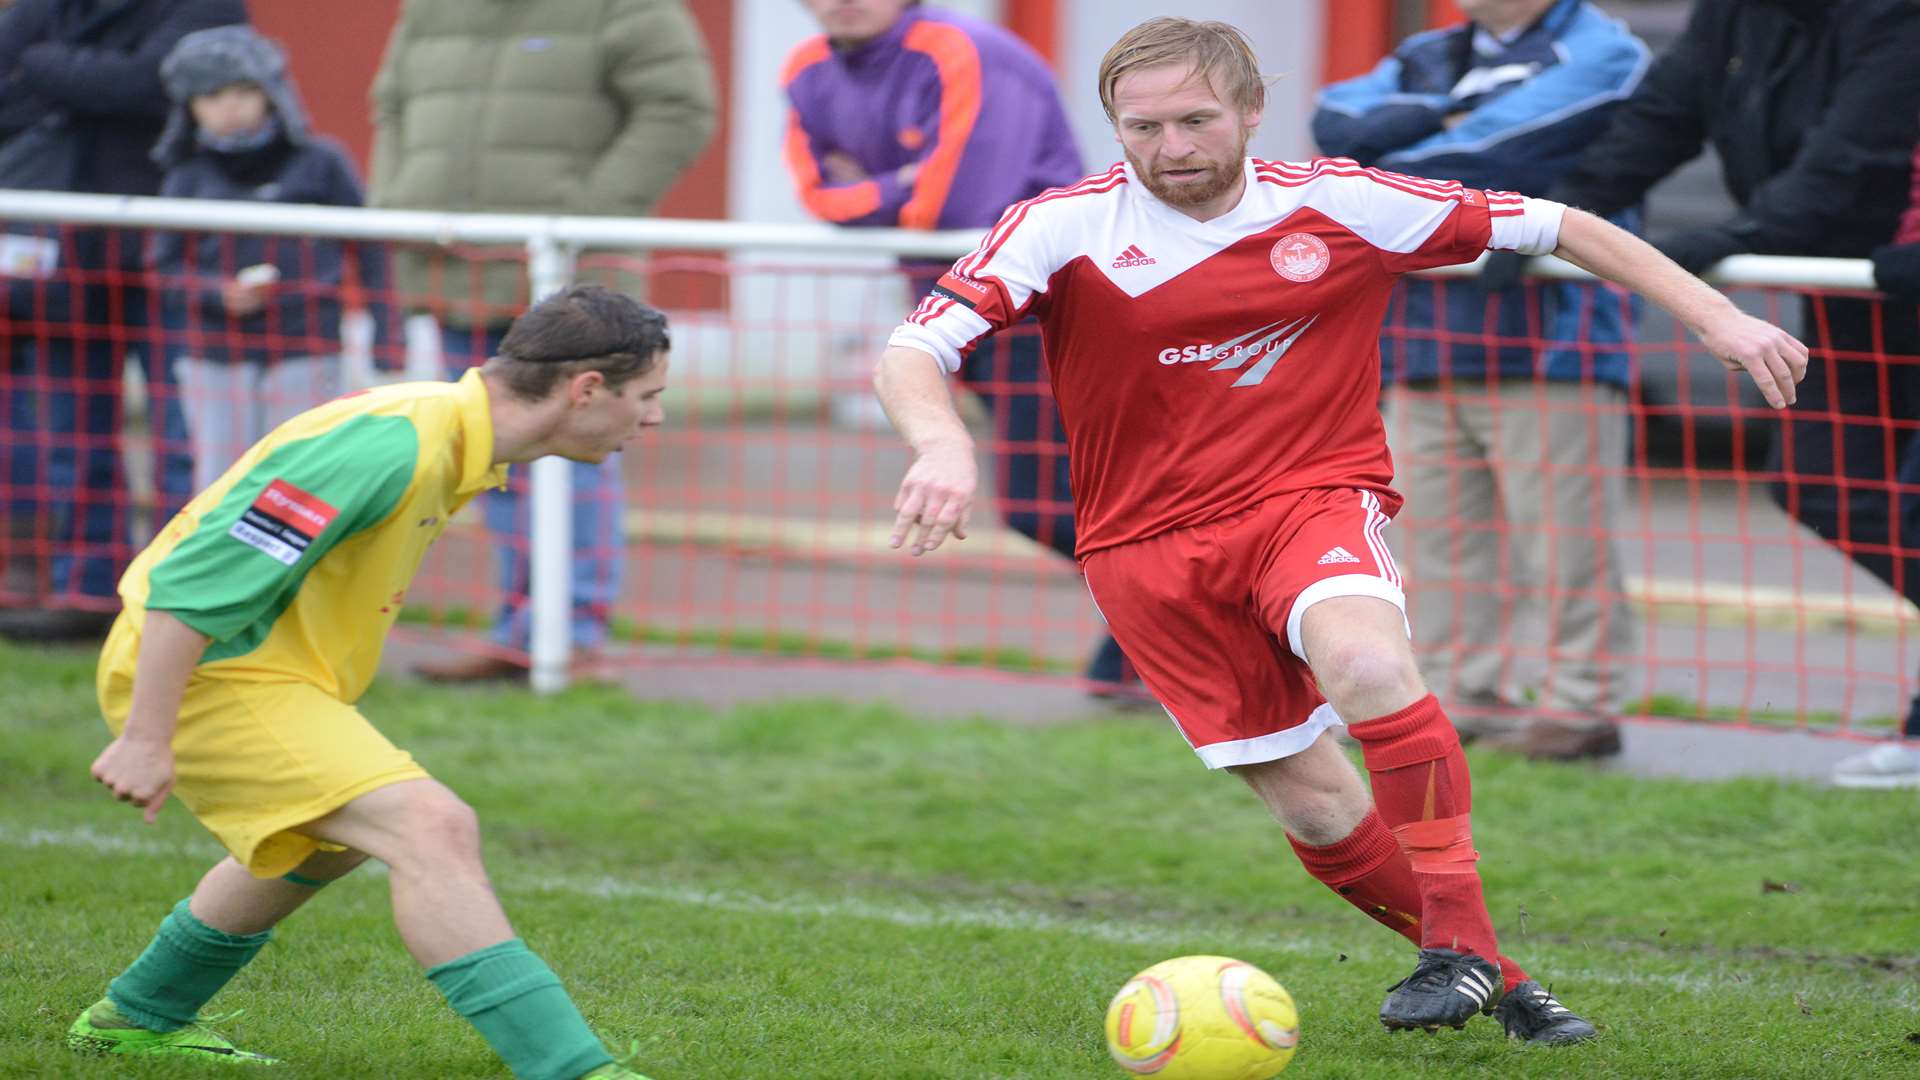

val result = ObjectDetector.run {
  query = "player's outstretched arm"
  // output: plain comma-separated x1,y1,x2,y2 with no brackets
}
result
90,612,209,824
1551,208,1809,408
874,344,977,556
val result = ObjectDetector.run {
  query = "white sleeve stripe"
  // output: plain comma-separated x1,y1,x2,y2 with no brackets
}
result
1489,196,1566,255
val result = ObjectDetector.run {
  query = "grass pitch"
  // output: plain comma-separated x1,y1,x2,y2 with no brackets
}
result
1,639,1916,1079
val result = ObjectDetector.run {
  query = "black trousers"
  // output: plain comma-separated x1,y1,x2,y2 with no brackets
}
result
1770,295,1920,729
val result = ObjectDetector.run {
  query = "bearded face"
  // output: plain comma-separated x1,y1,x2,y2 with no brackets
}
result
1112,64,1260,220
1127,123,1251,209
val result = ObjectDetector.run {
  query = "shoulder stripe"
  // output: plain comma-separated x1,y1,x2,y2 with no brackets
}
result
959,165,1125,275
955,165,1127,277
1255,157,1465,198
1254,162,1468,204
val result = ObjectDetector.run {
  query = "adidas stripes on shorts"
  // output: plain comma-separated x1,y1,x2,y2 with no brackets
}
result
1081,488,1408,769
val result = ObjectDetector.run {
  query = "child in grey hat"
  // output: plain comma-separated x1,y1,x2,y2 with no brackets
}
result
150,24,392,492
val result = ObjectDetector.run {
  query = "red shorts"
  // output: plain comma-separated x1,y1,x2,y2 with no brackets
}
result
1081,488,1406,769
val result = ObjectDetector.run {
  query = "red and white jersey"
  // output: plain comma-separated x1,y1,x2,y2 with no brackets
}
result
888,156,1567,556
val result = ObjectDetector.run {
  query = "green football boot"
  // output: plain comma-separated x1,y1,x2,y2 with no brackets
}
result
67,999,280,1065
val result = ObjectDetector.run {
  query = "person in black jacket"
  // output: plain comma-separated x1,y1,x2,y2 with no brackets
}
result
0,0,247,639
1541,0,1920,777
1831,121,1920,787
148,25,393,494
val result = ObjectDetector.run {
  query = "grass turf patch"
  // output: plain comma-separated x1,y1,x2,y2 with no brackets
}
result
2,640,1916,1079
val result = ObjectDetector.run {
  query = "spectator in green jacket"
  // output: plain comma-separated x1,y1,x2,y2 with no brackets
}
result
369,0,716,683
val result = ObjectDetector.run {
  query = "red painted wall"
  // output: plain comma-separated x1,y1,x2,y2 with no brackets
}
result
1322,0,1393,83
248,0,397,176
1005,0,1059,68
1428,0,1463,28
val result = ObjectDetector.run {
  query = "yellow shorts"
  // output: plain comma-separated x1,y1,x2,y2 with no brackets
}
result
97,628,428,879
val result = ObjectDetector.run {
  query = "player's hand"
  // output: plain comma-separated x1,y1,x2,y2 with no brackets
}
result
889,439,976,556
90,734,175,825
1697,308,1808,409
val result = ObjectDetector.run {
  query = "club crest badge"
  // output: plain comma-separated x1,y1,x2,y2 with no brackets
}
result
1270,233,1330,283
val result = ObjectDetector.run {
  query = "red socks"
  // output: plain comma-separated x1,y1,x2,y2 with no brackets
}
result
1289,808,1530,987
1344,695,1503,966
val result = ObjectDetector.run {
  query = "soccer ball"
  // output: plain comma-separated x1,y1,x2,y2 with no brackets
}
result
1104,955,1299,1079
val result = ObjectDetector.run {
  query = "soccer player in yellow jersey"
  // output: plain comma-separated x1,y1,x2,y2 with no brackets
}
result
70,285,667,1079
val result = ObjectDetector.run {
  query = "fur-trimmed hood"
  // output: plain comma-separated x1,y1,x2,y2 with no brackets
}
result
152,24,310,167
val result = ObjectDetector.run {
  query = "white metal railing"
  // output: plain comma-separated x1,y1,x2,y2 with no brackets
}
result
1,188,1882,286
0,189,1886,691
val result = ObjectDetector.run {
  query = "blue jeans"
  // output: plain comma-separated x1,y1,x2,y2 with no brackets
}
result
442,326,622,649
958,325,1125,683
2,272,191,600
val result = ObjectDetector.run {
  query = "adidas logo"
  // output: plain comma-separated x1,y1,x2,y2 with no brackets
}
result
1111,244,1157,268
1316,546,1361,565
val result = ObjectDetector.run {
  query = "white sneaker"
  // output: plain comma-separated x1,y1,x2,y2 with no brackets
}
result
1830,744,1920,789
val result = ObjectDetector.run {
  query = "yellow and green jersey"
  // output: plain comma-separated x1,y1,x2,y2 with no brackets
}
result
107,369,508,702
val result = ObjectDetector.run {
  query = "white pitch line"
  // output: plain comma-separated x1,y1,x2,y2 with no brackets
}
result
5,824,1911,1010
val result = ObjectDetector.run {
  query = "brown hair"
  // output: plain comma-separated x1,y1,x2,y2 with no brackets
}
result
1097,17,1266,124
484,284,669,401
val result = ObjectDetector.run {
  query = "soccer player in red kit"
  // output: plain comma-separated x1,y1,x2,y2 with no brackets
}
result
873,17,1807,1043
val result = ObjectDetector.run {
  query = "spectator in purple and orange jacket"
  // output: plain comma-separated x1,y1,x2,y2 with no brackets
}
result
781,0,1139,701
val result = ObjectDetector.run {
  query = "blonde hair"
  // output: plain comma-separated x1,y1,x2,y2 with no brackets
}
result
1097,17,1267,124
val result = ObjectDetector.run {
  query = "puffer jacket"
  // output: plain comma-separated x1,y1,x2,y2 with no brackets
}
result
369,0,716,324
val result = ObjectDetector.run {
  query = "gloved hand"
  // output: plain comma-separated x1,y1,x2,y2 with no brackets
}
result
1653,229,1746,275
1479,250,1533,292
1871,242,1920,299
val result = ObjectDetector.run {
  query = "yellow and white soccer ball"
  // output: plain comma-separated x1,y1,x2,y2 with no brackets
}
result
1104,955,1300,1080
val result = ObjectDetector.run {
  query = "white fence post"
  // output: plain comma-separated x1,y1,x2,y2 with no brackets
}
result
526,233,578,695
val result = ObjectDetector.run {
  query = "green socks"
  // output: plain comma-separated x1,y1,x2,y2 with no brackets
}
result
106,899,272,1032
427,939,612,1080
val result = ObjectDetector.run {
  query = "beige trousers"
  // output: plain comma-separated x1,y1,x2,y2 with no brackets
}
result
1385,380,1638,717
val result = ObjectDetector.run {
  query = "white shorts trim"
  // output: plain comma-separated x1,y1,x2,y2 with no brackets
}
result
1285,574,1409,662
1193,703,1346,770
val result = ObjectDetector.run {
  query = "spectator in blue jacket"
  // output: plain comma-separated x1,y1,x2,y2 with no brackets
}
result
1313,0,1649,760
0,0,246,640
783,0,1138,701
149,25,392,493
